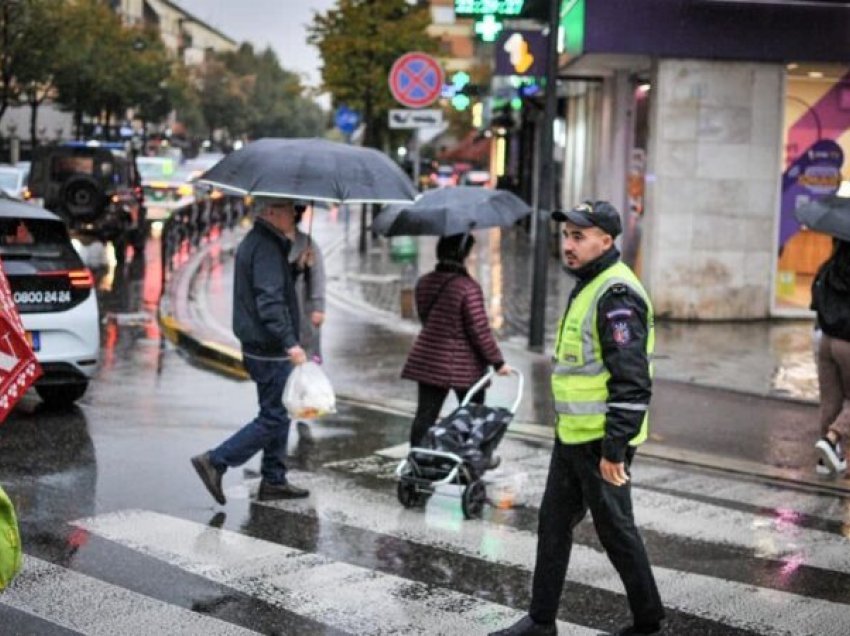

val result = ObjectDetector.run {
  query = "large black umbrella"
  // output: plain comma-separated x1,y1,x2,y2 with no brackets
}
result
794,196,850,242
372,186,531,236
198,138,416,204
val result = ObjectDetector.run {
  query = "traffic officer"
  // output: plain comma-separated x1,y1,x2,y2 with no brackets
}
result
490,201,664,636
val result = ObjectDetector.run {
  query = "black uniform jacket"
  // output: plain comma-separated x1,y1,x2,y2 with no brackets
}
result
232,218,301,356
563,247,652,463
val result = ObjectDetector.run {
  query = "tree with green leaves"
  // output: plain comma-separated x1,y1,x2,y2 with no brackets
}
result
308,0,436,148
7,0,64,146
219,43,325,140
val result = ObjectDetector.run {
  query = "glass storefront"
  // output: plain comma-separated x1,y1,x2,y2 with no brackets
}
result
775,63,850,312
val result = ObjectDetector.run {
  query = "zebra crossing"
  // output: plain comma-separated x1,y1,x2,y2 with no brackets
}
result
1,437,849,635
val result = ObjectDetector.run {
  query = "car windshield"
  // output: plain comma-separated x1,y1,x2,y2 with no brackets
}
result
0,170,21,190
137,158,177,181
0,218,74,259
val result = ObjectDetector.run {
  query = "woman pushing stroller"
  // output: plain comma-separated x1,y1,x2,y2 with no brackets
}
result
402,233,512,452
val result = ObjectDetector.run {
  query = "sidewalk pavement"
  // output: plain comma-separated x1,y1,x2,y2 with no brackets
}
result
159,209,849,493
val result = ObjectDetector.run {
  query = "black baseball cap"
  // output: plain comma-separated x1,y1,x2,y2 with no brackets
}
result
552,201,622,238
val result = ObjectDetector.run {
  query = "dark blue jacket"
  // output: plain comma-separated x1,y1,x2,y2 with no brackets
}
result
232,218,300,356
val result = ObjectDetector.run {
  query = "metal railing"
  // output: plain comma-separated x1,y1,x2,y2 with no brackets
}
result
160,193,250,277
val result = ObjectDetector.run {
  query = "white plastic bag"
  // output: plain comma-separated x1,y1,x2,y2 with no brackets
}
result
283,361,336,420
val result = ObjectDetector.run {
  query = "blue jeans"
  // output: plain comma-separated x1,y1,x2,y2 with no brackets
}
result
209,356,293,485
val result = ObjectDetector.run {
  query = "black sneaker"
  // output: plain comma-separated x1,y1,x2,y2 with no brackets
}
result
815,437,847,475
488,615,556,636
257,480,310,501
191,453,226,505
615,622,661,635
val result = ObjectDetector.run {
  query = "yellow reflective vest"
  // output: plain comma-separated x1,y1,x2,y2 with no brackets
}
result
551,261,654,446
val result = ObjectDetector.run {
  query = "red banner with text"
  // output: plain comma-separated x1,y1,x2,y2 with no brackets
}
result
0,258,41,422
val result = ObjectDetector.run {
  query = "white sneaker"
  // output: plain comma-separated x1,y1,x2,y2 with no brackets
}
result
815,438,847,475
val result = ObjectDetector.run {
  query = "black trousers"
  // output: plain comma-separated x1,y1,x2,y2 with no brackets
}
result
409,382,485,447
529,439,664,626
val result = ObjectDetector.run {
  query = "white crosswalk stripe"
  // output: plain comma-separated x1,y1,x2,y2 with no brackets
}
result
245,465,850,636
72,509,595,636
2,555,257,635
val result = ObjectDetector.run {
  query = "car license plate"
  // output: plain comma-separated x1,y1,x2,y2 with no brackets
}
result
25,330,40,352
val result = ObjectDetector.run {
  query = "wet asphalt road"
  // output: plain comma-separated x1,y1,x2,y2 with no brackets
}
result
0,241,848,635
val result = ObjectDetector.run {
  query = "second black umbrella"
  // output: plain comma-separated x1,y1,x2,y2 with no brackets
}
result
372,186,531,236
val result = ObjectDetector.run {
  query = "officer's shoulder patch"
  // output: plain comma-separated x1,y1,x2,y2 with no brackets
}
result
612,321,632,346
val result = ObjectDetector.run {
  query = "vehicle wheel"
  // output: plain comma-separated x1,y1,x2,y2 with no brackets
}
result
397,481,419,508
36,383,88,408
461,480,487,519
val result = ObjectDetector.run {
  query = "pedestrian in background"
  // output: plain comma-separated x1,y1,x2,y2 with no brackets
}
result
281,201,326,442
283,202,326,363
812,238,850,477
191,198,309,505
491,202,663,636
402,233,511,451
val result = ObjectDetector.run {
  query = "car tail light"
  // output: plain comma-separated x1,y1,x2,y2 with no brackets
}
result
38,269,95,289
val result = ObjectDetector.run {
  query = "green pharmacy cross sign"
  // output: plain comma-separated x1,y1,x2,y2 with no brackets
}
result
475,14,504,42
454,0,525,17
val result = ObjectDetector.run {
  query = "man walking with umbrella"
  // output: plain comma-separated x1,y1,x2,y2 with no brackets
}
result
191,197,310,504
490,201,664,636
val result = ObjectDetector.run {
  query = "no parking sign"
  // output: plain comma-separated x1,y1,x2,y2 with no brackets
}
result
388,52,444,109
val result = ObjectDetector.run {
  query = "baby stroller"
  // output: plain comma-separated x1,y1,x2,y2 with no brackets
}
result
395,369,524,519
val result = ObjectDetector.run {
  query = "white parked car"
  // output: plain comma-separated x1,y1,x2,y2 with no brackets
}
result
0,195,99,406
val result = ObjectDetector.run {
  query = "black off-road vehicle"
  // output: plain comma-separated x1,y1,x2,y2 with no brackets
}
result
26,141,146,253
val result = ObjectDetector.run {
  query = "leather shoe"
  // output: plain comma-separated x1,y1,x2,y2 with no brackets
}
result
257,480,310,501
615,623,661,635
191,453,226,505
489,615,556,635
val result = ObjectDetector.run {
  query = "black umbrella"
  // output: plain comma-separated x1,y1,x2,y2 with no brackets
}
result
794,196,850,242
198,138,416,205
372,186,531,236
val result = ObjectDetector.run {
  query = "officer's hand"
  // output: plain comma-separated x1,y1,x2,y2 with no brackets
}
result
287,345,307,365
600,458,630,486
310,311,325,327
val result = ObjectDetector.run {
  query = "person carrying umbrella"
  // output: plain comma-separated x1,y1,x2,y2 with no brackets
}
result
401,233,512,451
811,238,850,477
372,186,530,451
191,198,310,504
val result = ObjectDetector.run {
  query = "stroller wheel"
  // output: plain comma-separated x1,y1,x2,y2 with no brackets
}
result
461,480,487,519
397,481,420,508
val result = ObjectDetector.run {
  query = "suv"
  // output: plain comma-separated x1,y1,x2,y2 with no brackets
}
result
0,195,99,406
26,141,146,253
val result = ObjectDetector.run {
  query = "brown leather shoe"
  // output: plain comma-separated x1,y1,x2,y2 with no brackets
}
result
191,453,226,505
257,480,310,501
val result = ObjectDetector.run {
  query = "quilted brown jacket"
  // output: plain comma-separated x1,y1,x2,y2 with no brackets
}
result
401,264,504,389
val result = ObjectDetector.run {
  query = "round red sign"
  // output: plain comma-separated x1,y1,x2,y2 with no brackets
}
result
388,52,444,109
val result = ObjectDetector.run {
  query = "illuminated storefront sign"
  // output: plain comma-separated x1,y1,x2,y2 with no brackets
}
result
454,0,524,17
559,0,585,55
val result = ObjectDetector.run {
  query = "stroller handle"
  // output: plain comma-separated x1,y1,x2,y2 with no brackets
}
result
461,368,525,415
